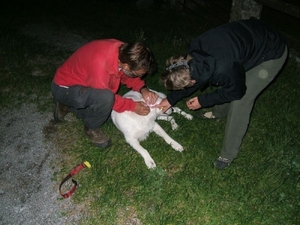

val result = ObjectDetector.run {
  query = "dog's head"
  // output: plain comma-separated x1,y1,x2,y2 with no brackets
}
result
144,90,173,116
148,95,172,116
124,90,173,116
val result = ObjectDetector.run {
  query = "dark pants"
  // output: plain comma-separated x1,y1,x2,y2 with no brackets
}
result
212,46,288,160
51,82,114,129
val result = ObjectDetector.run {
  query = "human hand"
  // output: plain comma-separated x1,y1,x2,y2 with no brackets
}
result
152,98,171,113
141,89,158,105
186,97,201,110
135,101,150,115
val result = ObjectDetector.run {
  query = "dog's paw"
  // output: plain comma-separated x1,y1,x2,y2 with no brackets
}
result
181,112,193,120
171,142,184,152
171,123,179,130
170,119,179,130
185,114,193,120
145,158,156,169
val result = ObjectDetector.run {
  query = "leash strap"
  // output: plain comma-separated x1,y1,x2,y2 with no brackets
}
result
59,161,91,198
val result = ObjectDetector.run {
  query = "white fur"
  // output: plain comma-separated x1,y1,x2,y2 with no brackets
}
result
111,90,193,169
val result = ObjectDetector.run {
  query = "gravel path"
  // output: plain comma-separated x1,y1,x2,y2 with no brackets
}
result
0,104,84,225
0,23,89,225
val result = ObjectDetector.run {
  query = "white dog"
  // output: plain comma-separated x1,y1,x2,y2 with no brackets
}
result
111,90,193,169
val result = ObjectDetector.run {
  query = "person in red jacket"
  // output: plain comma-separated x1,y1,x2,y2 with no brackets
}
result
51,39,158,148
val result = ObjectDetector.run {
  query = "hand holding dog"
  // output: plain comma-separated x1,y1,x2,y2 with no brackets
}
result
152,98,171,113
186,97,201,110
135,101,150,115
141,89,158,105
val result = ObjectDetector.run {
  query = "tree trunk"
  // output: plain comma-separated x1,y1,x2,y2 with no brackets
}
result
230,0,262,21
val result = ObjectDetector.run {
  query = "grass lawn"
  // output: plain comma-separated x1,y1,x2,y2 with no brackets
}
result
1,0,299,224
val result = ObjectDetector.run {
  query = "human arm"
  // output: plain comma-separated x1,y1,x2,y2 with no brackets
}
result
166,84,200,106
135,101,150,115
197,61,246,108
113,94,150,115
186,97,201,110
120,75,158,105
152,98,172,113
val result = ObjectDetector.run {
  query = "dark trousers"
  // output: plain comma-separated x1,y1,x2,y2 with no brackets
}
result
212,46,288,160
51,82,114,129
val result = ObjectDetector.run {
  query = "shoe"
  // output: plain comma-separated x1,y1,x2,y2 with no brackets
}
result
213,157,231,169
198,111,216,119
84,125,111,148
54,102,70,122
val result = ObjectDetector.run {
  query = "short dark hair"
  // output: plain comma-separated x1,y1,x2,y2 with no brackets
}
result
119,42,157,75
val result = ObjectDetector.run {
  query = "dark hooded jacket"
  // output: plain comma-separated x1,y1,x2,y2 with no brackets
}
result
166,19,286,107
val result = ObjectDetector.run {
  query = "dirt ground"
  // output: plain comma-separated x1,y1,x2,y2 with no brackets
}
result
0,23,89,225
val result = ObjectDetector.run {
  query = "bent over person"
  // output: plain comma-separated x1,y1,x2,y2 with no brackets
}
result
156,19,288,169
51,39,158,148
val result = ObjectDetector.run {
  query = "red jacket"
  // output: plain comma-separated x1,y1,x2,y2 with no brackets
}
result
53,39,145,112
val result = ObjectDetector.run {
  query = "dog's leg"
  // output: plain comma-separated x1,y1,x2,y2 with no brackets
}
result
125,138,156,169
157,115,178,130
152,123,183,152
172,107,193,120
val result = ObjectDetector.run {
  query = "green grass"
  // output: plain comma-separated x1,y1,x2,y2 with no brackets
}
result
1,0,300,224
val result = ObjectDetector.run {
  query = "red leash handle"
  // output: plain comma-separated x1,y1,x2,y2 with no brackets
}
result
59,161,91,198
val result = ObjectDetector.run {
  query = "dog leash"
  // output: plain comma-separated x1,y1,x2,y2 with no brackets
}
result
59,161,91,198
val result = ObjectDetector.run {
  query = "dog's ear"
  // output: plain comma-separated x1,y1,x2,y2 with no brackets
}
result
157,92,167,99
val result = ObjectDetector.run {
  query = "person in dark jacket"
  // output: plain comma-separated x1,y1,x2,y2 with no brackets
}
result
156,19,288,169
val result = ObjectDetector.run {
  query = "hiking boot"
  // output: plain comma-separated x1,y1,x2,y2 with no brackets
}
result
84,125,111,148
54,102,70,122
213,157,231,169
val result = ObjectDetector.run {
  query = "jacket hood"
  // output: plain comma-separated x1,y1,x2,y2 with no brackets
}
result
187,50,216,89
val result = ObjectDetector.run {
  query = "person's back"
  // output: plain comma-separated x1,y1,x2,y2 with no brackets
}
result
54,39,122,88
187,19,286,71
